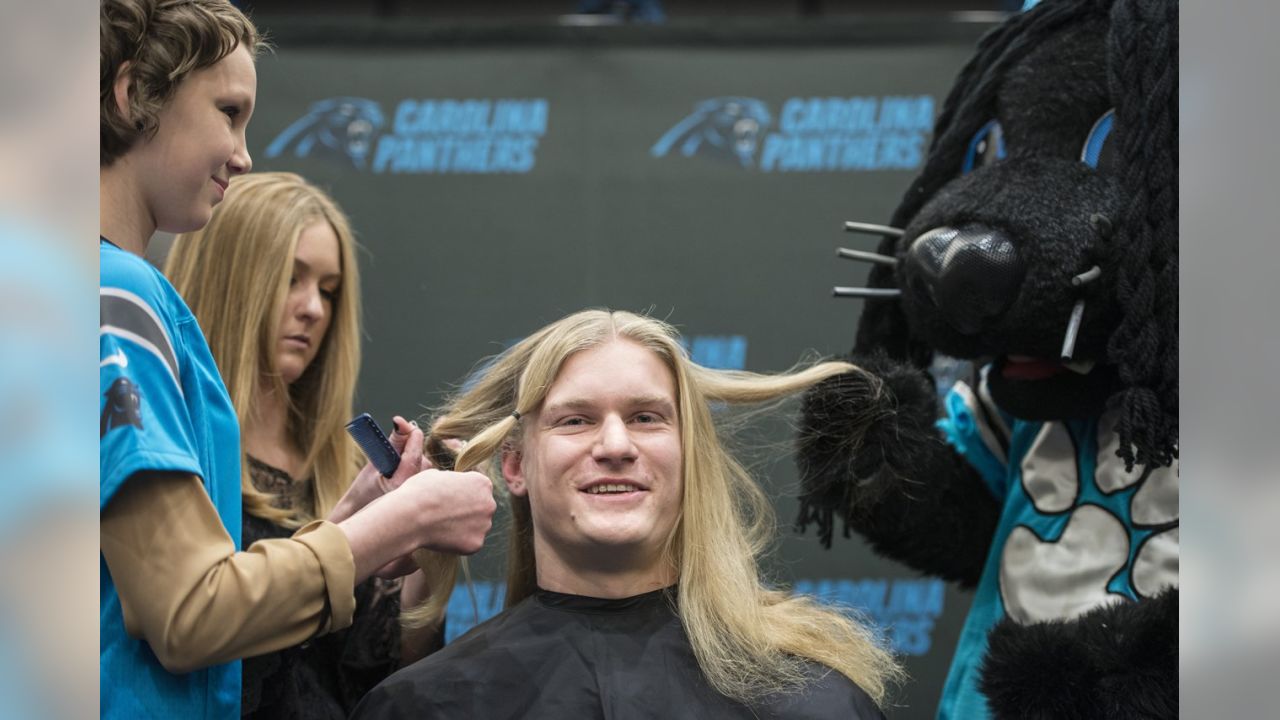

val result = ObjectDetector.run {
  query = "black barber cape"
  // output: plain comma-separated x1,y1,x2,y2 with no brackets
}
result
351,586,885,720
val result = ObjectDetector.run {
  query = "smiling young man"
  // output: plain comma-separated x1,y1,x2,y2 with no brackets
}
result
503,337,683,600
352,310,903,720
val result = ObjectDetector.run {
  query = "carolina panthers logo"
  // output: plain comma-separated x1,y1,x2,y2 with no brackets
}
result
651,97,772,168
265,97,386,169
101,377,142,437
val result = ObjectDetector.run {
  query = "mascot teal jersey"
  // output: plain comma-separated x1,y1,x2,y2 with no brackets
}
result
99,240,243,719
935,368,1178,718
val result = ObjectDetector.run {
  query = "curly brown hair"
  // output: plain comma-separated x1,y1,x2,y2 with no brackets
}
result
100,0,267,166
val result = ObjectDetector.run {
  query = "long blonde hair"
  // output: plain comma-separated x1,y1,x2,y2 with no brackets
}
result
416,309,903,706
165,172,362,525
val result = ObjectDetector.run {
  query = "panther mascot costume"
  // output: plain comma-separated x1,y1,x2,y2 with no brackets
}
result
795,0,1178,717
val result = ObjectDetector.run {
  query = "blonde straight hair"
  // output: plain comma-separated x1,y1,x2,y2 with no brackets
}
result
415,309,903,707
165,172,362,525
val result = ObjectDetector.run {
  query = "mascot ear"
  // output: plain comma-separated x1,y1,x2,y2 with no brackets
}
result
1099,0,1180,470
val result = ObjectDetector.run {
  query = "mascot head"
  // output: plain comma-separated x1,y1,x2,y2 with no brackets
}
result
845,0,1176,470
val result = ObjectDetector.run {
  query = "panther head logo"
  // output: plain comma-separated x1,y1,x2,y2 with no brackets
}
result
651,97,772,168
264,97,386,169
101,377,142,437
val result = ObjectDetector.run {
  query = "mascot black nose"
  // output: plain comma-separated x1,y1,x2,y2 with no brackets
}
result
904,224,1023,335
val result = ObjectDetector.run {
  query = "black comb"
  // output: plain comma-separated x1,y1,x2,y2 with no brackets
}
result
345,413,401,478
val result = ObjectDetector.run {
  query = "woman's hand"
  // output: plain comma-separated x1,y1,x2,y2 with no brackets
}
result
328,416,425,525
370,437,471,579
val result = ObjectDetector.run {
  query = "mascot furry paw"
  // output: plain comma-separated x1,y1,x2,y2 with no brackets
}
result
795,0,1178,717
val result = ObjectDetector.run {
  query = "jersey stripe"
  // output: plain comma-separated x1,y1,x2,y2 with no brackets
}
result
100,287,180,386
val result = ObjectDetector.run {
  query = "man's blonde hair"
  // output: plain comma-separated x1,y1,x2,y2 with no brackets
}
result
165,172,362,525
414,309,902,706
100,0,266,166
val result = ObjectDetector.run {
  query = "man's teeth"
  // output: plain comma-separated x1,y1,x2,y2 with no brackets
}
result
586,484,639,494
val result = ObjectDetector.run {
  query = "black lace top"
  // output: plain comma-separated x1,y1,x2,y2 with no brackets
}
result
240,457,436,719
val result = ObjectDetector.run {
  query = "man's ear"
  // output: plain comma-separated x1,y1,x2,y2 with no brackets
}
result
501,448,527,497
113,61,137,125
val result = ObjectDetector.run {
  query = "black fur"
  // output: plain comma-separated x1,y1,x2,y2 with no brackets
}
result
980,589,1178,719
796,353,999,587
896,157,1123,360
1102,0,1179,470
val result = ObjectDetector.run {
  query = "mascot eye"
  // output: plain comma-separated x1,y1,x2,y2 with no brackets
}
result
1081,109,1116,171
962,120,1006,174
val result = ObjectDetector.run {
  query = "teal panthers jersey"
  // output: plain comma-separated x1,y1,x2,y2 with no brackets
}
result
99,240,243,719
934,367,1178,720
